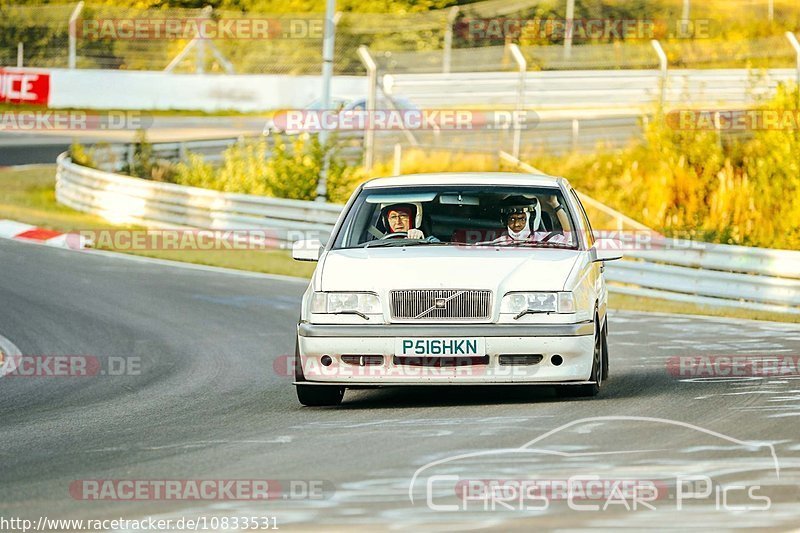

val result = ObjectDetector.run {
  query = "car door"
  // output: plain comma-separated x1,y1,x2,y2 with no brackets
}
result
569,188,606,320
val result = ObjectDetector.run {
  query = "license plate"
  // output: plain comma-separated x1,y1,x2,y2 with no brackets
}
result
395,338,485,357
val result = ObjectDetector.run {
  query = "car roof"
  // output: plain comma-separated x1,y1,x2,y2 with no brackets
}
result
362,172,566,189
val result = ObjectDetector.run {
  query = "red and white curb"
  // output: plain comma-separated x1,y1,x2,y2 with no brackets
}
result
0,219,90,249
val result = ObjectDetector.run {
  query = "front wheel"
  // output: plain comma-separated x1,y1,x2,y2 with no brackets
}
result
294,336,345,406
296,384,345,406
557,316,605,398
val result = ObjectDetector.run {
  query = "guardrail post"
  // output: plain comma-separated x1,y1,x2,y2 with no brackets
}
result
571,119,579,151
68,1,84,69
651,39,668,108
357,45,377,173
126,144,134,171
508,44,526,159
786,32,800,89
442,6,459,73
17,43,23,67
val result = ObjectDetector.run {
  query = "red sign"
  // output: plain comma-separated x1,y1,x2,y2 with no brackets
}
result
0,69,50,105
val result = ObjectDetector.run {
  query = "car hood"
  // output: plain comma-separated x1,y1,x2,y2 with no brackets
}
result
319,246,582,293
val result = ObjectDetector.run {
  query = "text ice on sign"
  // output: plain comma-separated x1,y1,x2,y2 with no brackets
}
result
0,69,50,105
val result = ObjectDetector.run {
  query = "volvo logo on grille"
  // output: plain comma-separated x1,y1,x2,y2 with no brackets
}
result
434,298,447,309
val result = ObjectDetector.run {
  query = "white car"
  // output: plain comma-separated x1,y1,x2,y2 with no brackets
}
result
291,172,622,406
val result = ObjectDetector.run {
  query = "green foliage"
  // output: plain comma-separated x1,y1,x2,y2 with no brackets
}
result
532,85,800,249
174,134,365,202
69,142,96,168
120,129,176,182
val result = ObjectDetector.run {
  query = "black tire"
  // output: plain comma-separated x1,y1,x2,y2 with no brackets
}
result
294,337,345,406
557,315,604,398
296,384,345,406
601,319,609,381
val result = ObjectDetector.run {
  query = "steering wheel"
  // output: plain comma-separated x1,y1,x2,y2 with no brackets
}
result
379,231,408,240
541,230,563,243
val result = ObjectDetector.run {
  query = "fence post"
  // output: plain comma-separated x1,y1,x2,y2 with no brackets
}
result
316,1,339,201
564,0,575,60
392,143,402,176
358,45,377,173
196,6,213,74
442,6,459,74
680,0,690,37
68,1,84,69
787,32,800,88
651,39,668,108
508,43,526,160
17,43,23,67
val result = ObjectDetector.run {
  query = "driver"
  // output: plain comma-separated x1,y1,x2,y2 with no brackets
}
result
378,203,432,240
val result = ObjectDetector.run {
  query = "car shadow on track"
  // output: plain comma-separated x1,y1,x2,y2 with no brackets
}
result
327,369,678,409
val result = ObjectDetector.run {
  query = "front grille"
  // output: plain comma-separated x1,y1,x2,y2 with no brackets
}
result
390,289,492,320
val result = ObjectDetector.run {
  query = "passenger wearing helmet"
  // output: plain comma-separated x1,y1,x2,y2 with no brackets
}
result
375,203,438,241
489,196,570,245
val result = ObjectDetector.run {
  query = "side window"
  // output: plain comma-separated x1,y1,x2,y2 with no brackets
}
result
570,189,595,247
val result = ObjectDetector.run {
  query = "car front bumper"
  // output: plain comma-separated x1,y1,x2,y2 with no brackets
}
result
295,321,595,385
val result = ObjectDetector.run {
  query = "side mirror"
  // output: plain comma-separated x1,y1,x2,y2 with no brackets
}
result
591,238,623,262
292,239,323,262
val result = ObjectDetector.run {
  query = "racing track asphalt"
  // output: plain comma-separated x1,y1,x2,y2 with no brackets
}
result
1,238,799,530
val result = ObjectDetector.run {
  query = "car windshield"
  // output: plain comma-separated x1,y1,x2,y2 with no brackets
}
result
332,185,579,250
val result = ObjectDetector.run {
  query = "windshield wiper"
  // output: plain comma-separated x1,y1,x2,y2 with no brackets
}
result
364,239,447,248
505,241,575,249
514,309,552,320
333,310,369,320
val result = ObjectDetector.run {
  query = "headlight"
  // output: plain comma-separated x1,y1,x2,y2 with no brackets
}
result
311,292,381,315
500,292,575,315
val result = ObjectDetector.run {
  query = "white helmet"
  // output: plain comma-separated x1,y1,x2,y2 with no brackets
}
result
499,196,542,232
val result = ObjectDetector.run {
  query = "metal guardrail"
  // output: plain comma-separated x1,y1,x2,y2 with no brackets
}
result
56,153,340,245
97,134,365,173
383,68,798,108
98,115,642,175
56,154,800,315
